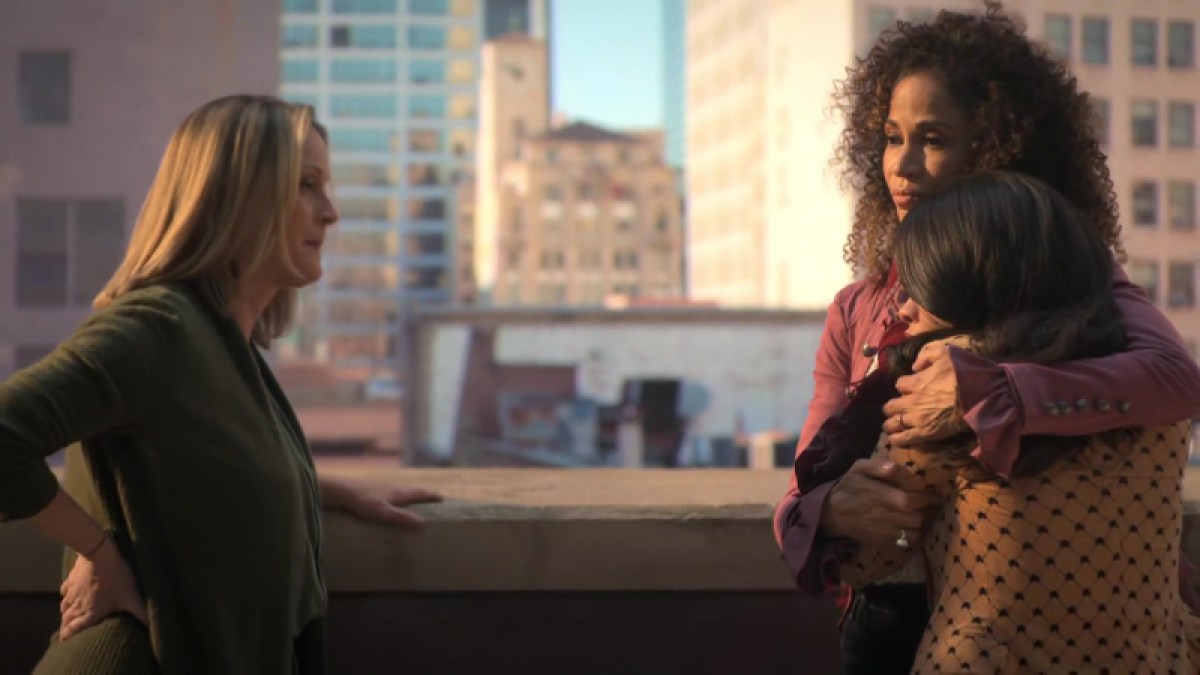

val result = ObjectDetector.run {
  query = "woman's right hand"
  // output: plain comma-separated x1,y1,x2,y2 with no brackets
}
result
58,536,148,641
820,458,935,547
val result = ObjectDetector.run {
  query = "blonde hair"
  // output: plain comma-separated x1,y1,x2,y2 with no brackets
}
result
97,95,324,347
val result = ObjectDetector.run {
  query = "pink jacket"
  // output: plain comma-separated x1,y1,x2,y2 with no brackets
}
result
775,262,1200,594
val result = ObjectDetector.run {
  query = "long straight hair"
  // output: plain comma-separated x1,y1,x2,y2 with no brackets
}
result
96,95,324,347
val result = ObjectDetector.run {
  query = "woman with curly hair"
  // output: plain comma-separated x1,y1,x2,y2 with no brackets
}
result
772,3,1200,673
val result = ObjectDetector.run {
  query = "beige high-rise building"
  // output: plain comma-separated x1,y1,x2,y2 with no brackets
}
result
0,1,281,378
687,0,1200,351
474,37,685,306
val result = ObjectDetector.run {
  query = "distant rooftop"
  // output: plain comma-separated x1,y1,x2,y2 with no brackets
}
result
537,121,638,144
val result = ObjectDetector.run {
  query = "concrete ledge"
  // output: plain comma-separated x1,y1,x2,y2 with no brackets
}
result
1,469,795,594
6,468,1200,595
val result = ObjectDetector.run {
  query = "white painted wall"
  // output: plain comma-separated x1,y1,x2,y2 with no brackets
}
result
422,318,826,459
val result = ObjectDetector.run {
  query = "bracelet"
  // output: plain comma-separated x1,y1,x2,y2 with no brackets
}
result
79,531,109,558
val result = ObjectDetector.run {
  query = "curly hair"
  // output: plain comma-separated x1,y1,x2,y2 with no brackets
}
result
834,0,1121,281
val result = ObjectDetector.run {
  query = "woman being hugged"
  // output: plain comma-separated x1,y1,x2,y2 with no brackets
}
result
837,170,1200,672
773,3,1200,672
0,95,436,674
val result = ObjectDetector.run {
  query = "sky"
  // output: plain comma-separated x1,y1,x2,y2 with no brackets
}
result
550,0,664,130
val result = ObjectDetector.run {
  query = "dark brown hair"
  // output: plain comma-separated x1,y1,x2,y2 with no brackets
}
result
834,0,1121,281
889,171,1127,477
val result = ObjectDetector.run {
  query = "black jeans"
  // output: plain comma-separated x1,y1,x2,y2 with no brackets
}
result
840,583,929,675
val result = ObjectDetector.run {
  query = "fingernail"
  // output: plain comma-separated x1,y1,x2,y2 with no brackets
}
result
881,462,895,471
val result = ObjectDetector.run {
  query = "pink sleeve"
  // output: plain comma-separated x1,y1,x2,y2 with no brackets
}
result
954,261,1200,475
774,289,855,589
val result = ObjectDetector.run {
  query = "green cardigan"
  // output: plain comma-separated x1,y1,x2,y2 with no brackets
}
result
0,282,325,673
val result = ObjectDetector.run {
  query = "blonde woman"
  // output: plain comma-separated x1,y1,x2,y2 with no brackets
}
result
0,95,439,673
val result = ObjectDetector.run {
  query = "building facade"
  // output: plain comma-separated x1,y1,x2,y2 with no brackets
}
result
0,0,281,378
490,122,685,306
278,0,548,381
685,0,1200,346
472,35,685,308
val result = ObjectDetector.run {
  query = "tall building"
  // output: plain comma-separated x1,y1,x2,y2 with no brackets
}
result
686,0,1200,340
278,0,549,382
662,0,686,172
472,37,685,306
0,0,281,378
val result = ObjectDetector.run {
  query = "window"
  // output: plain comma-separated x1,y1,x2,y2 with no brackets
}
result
449,128,473,157
339,197,393,220
409,60,445,84
448,93,475,120
656,212,671,233
1169,21,1195,68
282,93,318,109
867,7,897,40
543,184,562,200
331,231,400,256
17,198,124,307
1044,15,1072,60
406,198,445,220
284,0,317,12
330,25,397,48
408,25,447,50
448,26,474,50
408,94,446,118
1082,17,1109,64
613,250,640,270
282,58,319,83
408,129,442,152
331,94,396,118
282,24,319,48
19,51,70,125
447,59,475,83
410,0,449,14
326,263,400,291
1132,100,1159,147
327,299,398,325
406,233,446,255
407,163,443,186
329,129,396,152
331,59,396,82
332,0,397,12
1170,181,1197,229
1131,19,1158,66
539,250,565,269
333,163,395,187
73,200,125,303
1169,101,1195,148
1169,262,1195,308
1090,97,1110,146
1130,260,1160,304
1133,181,1159,226
485,0,529,37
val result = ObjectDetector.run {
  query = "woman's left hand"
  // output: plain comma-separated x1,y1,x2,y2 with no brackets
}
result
882,340,970,445
322,476,443,527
